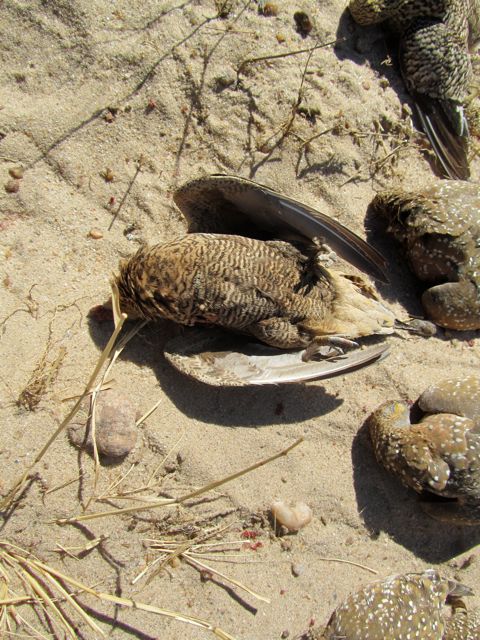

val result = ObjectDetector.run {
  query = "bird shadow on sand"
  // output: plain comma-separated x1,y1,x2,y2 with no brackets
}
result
364,202,425,313
88,318,343,428
352,421,480,562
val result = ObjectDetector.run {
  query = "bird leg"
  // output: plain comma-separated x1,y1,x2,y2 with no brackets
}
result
394,317,438,336
302,336,359,362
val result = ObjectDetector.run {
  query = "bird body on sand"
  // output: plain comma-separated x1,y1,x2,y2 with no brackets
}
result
349,0,480,179
320,570,478,640
112,175,394,386
116,233,394,350
368,375,480,525
372,179,480,330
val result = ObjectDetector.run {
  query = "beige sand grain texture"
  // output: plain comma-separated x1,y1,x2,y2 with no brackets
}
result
0,1,479,638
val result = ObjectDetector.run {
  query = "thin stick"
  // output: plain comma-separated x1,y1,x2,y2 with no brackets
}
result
185,555,270,603
83,390,101,511
238,39,339,73
135,400,161,427
44,473,83,496
314,557,378,575
56,438,303,524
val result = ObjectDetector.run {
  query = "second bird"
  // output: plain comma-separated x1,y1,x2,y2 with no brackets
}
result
115,176,394,363
349,0,480,180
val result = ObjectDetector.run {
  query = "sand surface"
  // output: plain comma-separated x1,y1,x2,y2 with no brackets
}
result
1,1,479,638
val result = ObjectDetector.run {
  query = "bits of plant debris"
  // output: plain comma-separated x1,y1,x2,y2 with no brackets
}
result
9,167,24,179
104,107,118,123
88,228,103,240
102,168,114,182
215,0,233,18
294,11,313,37
5,180,20,193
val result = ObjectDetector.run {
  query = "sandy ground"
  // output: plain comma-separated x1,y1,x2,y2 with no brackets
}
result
0,1,479,639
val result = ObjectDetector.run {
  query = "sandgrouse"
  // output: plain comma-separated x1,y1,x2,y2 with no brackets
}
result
368,375,480,525
371,179,480,330
113,176,395,385
320,570,478,640
349,0,480,179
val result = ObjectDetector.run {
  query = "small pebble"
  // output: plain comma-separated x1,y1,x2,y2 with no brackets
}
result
259,2,278,16
102,168,114,182
294,11,313,37
291,562,305,577
271,499,313,532
88,228,104,240
212,68,236,92
9,167,24,179
5,180,19,193
281,630,290,639
68,389,137,458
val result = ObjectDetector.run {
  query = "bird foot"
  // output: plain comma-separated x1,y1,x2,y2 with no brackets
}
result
394,317,437,337
302,336,359,362
311,238,337,267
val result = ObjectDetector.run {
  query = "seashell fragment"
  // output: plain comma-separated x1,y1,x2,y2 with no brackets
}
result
271,499,312,532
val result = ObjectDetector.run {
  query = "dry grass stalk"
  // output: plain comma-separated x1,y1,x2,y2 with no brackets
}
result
94,431,186,504
0,541,238,639
134,523,270,605
0,285,129,511
237,39,339,76
56,437,304,524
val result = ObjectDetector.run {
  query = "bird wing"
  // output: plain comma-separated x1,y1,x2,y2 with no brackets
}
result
414,97,470,180
399,19,471,180
163,327,389,386
173,175,388,282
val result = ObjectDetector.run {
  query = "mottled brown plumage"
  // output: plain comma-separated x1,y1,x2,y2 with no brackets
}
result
372,180,480,330
368,375,480,525
320,570,477,640
117,233,394,349
113,176,394,386
349,0,480,179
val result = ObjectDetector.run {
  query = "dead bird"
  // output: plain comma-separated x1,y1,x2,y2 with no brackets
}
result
349,0,480,180
371,179,480,330
113,175,395,386
320,570,478,640
367,375,480,525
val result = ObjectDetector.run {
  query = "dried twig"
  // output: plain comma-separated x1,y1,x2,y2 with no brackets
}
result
0,541,238,639
237,39,340,76
56,438,304,524
0,286,128,511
